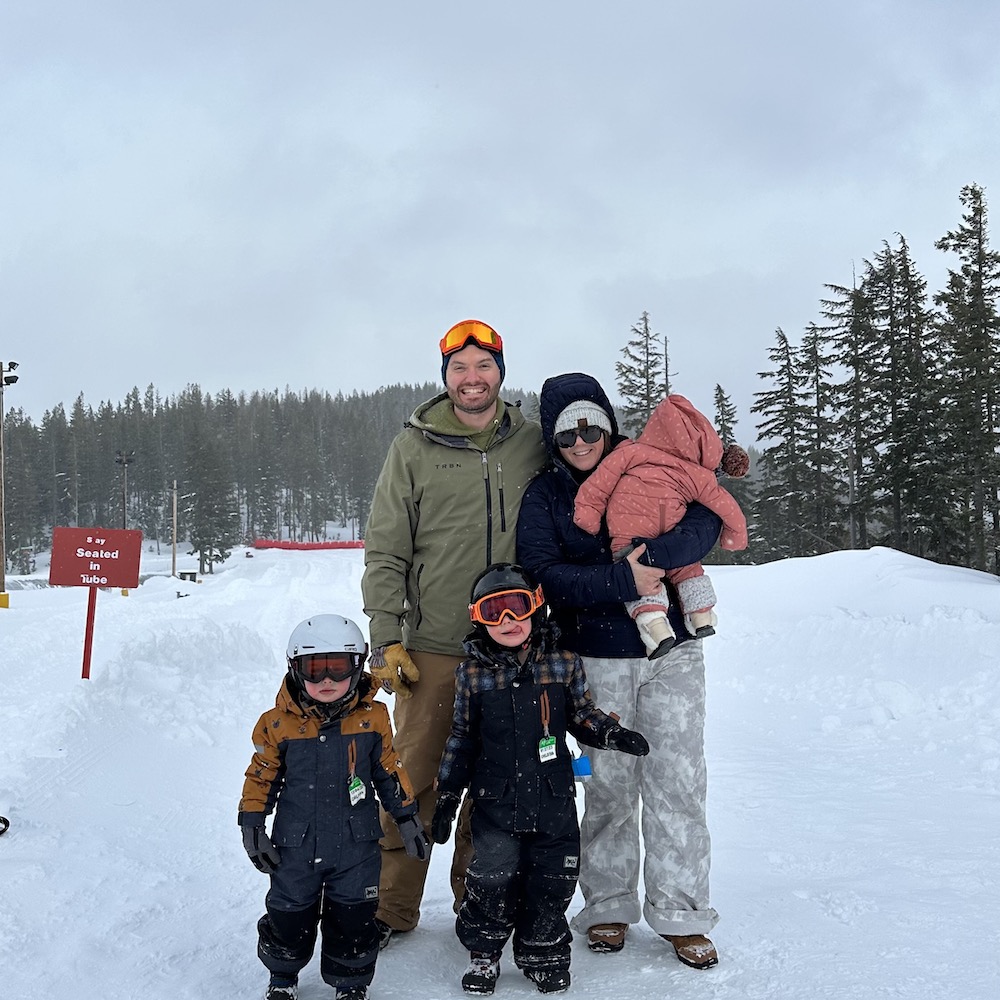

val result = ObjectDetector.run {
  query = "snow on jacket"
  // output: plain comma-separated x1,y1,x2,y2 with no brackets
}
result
239,674,417,864
436,628,620,835
573,394,748,554
362,393,546,656
515,372,723,660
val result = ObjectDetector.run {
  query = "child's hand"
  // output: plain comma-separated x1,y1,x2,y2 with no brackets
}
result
397,815,430,860
430,791,461,844
242,825,281,873
602,722,650,757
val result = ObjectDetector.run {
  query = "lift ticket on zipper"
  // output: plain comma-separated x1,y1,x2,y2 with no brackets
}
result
348,775,367,805
538,735,557,762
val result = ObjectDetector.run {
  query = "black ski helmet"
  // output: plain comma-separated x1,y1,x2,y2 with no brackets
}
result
469,562,546,634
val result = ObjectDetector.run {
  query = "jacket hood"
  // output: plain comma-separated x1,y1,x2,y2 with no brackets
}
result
639,393,723,470
538,372,620,459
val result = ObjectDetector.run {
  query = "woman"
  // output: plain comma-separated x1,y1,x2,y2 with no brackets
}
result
515,372,723,969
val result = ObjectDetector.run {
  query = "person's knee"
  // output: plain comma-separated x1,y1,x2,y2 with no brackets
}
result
258,904,319,966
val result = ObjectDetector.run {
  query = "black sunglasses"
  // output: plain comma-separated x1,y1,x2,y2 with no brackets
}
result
554,425,605,449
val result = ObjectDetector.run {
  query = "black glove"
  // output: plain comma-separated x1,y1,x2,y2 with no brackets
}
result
242,825,281,873
397,815,430,860
603,722,649,757
430,792,461,844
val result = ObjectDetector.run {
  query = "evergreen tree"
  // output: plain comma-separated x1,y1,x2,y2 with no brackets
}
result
1,408,39,571
39,404,75,539
134,384,168,554
184,389,239,573
615,311,666,433
820,281,881,547
712,385,738,444
799,323,845,548
933,182,1000,570
250,391,282,541
751,329,813,558
864,237,951,556
68,394,107,528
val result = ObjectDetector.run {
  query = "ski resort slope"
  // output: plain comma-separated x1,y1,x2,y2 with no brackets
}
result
1,545,998,999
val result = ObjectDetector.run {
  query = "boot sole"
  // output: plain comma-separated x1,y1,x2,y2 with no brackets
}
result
587,939,625,953
648,638,675,659
676,952,719,969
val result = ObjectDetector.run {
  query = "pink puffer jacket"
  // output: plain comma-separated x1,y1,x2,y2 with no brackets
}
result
573,394,748,553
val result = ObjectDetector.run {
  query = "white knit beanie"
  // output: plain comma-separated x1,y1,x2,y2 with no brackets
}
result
553,399,613,436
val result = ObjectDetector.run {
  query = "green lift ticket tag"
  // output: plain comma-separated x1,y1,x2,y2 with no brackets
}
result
348,775,366,805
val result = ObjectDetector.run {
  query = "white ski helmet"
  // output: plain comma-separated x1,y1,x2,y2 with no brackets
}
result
285,614,369,714
286,614,367,661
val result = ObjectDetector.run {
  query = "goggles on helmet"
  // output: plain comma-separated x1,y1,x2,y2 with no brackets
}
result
291,651,365,684
469,585,544,626
439,319,503,357
554,425,606,449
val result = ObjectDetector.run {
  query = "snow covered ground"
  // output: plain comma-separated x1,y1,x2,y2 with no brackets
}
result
1,544,998,999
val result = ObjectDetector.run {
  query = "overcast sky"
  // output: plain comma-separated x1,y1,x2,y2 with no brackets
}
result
3,1,999,441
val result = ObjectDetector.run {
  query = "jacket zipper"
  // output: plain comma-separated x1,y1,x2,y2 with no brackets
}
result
482,456,509,562
482,453,493,564
497,461,506,533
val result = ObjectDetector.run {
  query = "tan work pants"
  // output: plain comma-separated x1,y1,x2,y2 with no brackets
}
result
377,649,474,931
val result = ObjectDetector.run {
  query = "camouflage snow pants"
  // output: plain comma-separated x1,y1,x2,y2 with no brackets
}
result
571,640,720,937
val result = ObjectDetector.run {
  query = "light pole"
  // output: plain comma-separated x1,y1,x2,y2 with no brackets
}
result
115,450,135,530
0,360,19,605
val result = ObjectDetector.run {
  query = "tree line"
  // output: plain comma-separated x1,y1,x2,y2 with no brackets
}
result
2,182,997,576
2,381,537,574
616,182,1000,573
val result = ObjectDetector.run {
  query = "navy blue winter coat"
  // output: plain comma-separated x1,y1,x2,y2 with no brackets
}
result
437,629,619,835
516,372,723,659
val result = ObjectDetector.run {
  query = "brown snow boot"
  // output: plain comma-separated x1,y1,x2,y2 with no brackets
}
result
586,922,627,953
662,933,718,969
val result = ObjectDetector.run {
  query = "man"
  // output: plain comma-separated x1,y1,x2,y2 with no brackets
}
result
362,319,547,946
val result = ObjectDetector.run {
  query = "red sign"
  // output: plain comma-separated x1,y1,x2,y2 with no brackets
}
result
49,527,144,680
49,528,143,589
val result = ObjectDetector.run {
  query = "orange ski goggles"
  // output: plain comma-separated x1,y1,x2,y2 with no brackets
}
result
469,585,545,626
439,319,503,357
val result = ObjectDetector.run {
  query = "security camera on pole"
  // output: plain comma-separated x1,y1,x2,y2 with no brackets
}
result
0,360,20,609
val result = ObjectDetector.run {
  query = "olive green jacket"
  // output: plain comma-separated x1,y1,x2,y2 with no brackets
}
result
362,393,546,656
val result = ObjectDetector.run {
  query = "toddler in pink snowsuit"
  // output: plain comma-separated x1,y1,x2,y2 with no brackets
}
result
573,394,748,658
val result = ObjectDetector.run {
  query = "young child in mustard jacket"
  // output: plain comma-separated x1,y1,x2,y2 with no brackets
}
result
239,615,429,1000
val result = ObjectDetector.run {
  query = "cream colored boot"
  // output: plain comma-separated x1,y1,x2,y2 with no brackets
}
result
634,610,675,659
685,608,718,639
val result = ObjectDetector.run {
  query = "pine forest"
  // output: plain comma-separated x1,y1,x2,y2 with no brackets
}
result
2,183,998,576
